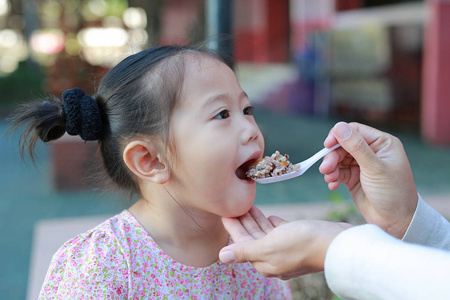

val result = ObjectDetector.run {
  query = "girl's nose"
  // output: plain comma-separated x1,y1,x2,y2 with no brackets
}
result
240,117,260,145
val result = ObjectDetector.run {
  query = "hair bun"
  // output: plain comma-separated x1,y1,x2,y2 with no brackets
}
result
62,88,103,141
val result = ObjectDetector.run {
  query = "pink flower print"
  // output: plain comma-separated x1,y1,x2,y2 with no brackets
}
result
151,273,156,279
116,285,123,295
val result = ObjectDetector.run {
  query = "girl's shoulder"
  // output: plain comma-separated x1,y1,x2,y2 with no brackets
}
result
40,210,145,298
55,210,146,259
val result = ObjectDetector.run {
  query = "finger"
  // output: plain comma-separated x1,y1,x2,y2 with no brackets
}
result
347,122,387,146
238,210,268,239
342,165,361,191
333,122,380,170
222,217,256,243
267,215,288,227
219,240,265,264
324,127,339,148
319,147,349,174
324,164,341,183
249,206,275,234
319,149,340,174
328,181,340,191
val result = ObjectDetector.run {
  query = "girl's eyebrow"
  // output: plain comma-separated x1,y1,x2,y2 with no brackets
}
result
203,91,248,108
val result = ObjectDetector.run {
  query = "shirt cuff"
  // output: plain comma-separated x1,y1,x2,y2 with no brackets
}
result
402,193,450,250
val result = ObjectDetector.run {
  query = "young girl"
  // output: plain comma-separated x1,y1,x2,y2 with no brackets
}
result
11,45,292,299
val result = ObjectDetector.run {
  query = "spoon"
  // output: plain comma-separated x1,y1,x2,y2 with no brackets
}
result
254,144,341,184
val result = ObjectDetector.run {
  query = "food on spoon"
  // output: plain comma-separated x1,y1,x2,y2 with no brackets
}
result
246,151,300,180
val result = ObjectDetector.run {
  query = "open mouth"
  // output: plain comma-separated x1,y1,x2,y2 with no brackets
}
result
235,159,258,181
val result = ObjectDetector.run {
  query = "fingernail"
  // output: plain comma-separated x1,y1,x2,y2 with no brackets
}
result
335,123,351,140
219,250,235,264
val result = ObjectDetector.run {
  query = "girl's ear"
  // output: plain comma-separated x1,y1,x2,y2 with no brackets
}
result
123,141,170,184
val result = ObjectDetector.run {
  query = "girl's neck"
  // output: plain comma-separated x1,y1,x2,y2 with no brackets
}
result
129,195,229,268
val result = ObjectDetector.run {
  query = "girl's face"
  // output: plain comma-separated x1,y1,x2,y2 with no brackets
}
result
168,55,264,218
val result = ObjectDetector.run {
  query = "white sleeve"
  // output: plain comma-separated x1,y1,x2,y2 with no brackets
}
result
324,224,450,300
402,194,450,250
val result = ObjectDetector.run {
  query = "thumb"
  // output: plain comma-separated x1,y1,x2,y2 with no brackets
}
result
333,122,379,169
219,240,264,264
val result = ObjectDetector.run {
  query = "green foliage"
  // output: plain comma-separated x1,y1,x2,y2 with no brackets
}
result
327,191,360,223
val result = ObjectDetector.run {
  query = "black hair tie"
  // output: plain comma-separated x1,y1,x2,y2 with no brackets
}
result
62,87,103,141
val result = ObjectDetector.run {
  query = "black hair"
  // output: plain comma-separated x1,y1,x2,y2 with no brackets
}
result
8,45,231,194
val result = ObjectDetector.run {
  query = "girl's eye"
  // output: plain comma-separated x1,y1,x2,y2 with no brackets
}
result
243,106,253,115
214,109,230,119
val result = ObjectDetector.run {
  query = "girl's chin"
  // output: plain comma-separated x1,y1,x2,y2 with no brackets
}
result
223,203,254,218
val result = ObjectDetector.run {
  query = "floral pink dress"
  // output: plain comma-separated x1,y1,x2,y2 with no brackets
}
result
39,210,291,299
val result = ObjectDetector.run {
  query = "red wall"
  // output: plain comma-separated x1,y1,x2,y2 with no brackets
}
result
421,1,450,145
234,0,290,63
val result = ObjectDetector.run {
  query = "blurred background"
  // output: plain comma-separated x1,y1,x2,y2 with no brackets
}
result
1,0,450,299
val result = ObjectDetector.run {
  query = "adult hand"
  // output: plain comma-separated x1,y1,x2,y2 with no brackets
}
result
319,122,418,239
219,206,351,280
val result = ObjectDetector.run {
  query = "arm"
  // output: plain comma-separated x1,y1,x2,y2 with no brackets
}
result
325,224,450,300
